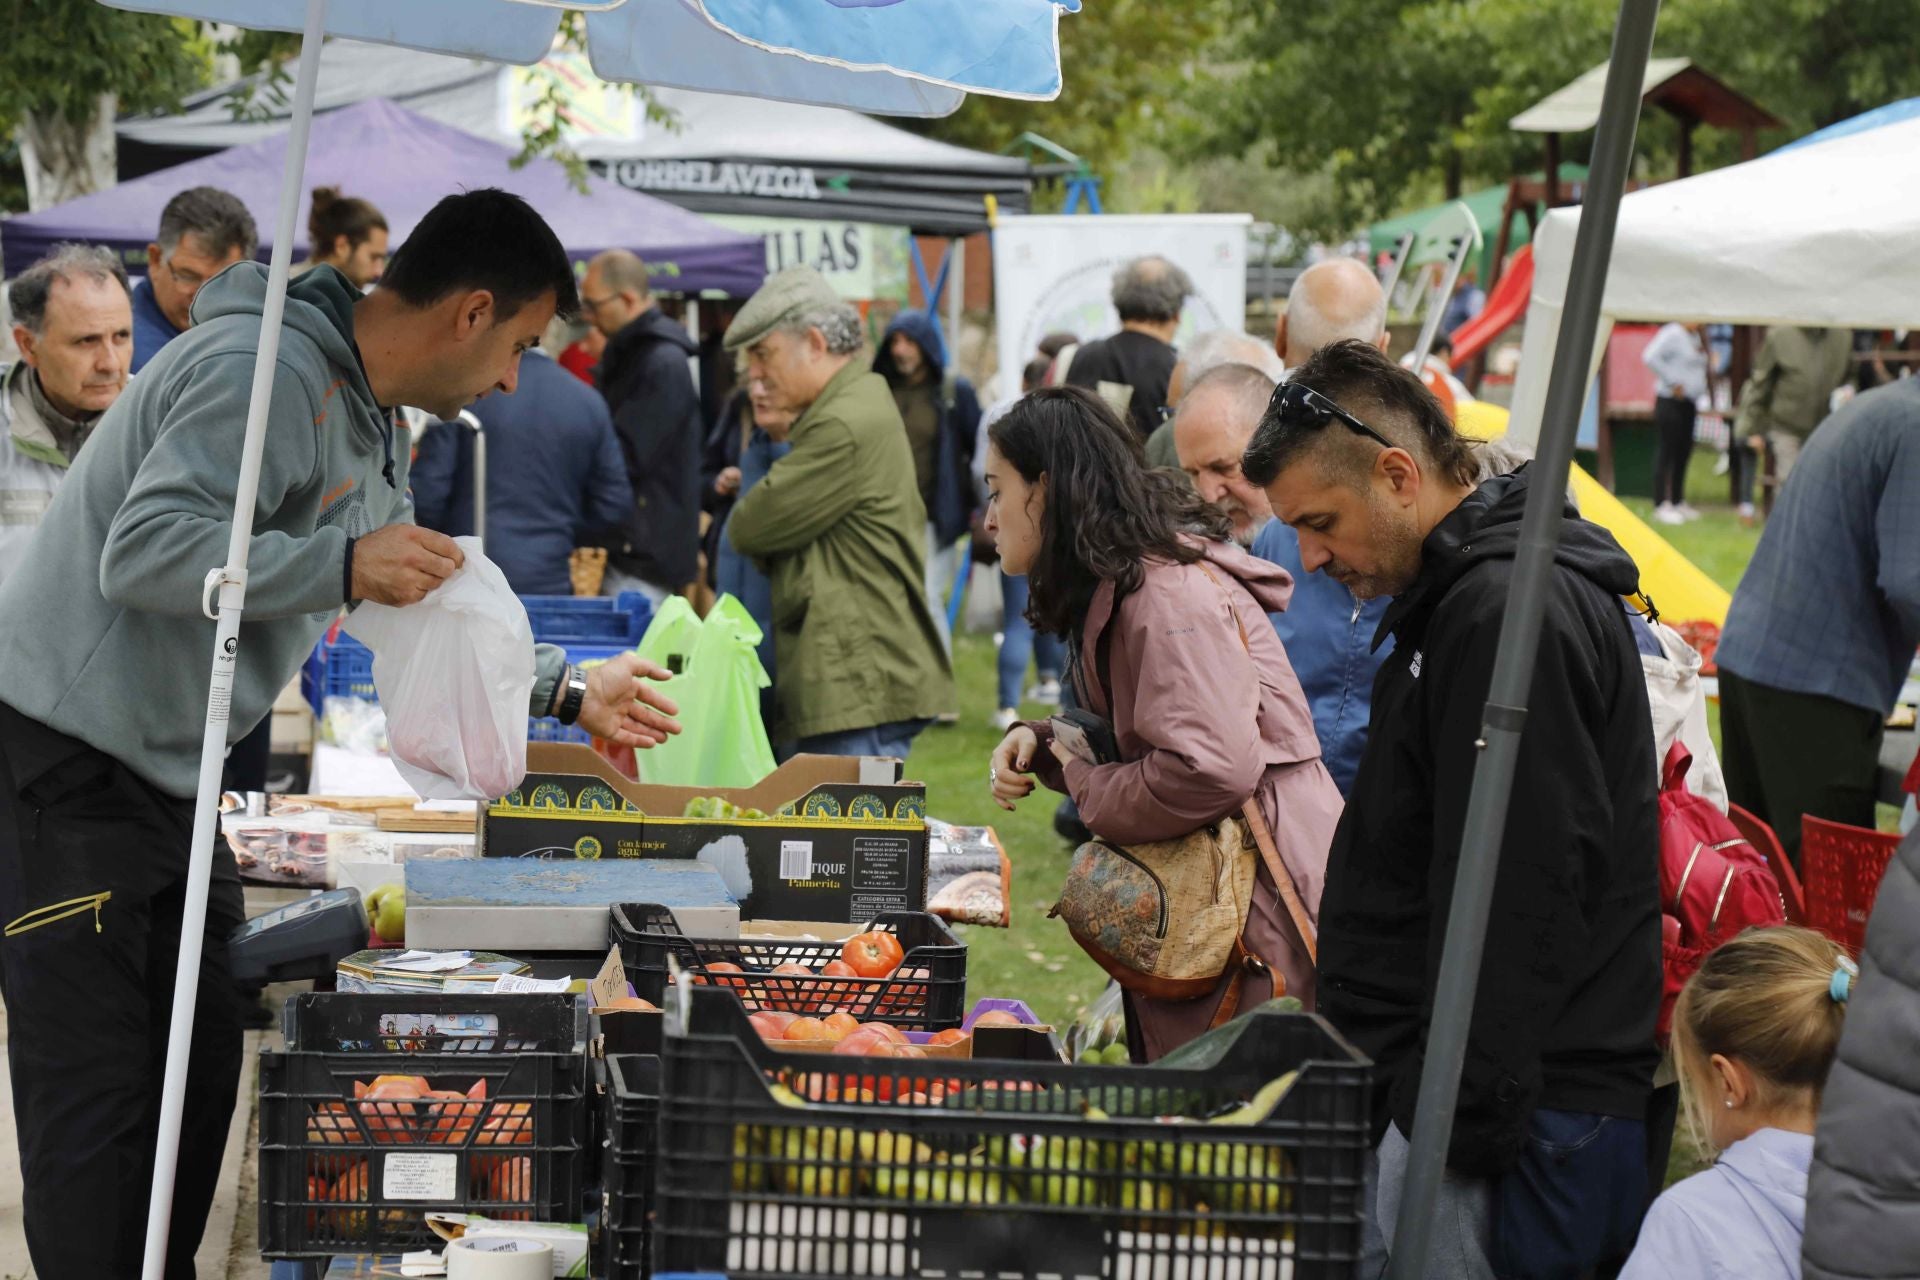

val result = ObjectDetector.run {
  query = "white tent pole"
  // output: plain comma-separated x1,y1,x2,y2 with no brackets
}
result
140,1,329,1274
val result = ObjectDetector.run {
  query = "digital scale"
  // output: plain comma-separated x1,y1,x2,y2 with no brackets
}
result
230,888,369,989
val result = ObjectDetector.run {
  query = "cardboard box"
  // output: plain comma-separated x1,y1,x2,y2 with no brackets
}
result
481,746,928,922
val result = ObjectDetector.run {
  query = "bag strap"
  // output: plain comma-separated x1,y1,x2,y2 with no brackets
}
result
1663,740,1692,793
1242,798,1318,964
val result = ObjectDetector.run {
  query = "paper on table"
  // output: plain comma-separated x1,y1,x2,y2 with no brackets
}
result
491,973,573,994
383,950,476,973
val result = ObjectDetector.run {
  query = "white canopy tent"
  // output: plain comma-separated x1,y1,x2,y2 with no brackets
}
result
1507,112,1920,444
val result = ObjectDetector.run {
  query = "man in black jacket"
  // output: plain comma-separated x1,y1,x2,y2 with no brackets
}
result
1243,340,1661,1278
583,249,701,601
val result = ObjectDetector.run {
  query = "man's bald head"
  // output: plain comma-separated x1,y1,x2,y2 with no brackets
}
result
1276,257,1388,369
582,249,653,337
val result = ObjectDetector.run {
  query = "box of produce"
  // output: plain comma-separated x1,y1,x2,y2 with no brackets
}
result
259,995,587,1260
611,903,965,1030
481,746,928,921
652,987,1370,1280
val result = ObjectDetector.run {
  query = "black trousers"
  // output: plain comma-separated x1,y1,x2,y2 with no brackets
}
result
1651,395,1696,507
0,700,245,1278
1718,669,1884,869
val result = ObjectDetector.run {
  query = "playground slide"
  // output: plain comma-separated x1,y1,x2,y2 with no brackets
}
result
1455,399,1732,625
1448,244,1534,367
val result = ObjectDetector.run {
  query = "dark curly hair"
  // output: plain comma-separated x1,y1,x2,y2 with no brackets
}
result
988,386,1230,636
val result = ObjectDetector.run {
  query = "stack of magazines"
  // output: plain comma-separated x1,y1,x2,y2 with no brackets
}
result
335,948,530,995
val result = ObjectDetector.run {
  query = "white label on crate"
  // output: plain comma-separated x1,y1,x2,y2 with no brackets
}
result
383,1151,459,1201
780,839,815,881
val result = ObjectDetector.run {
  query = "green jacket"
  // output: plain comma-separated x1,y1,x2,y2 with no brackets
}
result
1736,326,1854,442
728,358,955,741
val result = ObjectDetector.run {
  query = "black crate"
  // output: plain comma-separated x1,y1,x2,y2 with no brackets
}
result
283,992,584,1054
654,988,1370,1280
260,1050,587,1259
611,903,966,1030
600,1054,662,1280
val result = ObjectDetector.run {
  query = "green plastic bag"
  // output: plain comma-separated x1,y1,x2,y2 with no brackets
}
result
628,593,776,789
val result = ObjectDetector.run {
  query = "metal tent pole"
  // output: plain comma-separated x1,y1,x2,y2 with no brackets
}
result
1381,1,1660,1275
1410,234,1473,370
460,409,487,547
139,2,330,1275
1377,232,1416,316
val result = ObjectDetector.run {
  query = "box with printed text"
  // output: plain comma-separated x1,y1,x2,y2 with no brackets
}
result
478,745,928,922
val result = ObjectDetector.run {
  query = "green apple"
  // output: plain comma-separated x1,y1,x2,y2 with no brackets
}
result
365,883,405,945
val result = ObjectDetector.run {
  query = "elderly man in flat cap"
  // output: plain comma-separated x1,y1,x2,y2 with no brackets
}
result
725,266,955,760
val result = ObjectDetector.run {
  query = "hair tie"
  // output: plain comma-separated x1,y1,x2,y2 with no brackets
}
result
1831,956,1859,1004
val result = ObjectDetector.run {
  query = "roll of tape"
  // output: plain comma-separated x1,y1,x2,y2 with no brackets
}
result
444,1234,553,1280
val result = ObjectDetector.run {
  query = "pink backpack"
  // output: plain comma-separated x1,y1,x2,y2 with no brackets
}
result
1658,742,1788,1042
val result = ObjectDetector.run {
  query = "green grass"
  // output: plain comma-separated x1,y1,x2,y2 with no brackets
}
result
1614,447,1763,596
905,637,1108,1029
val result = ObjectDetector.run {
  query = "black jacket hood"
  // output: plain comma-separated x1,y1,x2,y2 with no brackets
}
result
1378,463,1641,649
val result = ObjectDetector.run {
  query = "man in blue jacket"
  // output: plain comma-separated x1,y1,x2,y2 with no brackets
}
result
410,347,635,595
873,309,980,654
1174,358,1390,796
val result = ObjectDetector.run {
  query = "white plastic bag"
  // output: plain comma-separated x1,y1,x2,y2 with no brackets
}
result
343,537,535,799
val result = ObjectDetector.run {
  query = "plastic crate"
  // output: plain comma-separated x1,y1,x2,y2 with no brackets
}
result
259,995,588,1260
601,1054,662,1280
303,630,377,714
611,903,967,1031
522,592,653,648
259,1050,587,1259
1802,815,1903,955
652,988,1371,1280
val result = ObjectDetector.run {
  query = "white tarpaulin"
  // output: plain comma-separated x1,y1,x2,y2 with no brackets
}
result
1508,113,1920,443
993,213,1250,402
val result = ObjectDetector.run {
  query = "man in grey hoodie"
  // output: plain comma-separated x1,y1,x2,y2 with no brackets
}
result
0,188,679,1278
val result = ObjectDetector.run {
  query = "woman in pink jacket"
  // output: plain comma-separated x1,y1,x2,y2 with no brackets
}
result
985,386,1343,1060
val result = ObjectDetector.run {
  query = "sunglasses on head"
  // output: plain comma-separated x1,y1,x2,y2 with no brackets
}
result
1266,381,1397,451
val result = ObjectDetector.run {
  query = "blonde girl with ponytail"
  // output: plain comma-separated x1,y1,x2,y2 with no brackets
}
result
1620,926,1854,1279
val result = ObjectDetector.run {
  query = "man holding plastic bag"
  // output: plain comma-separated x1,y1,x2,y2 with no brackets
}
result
0,189,678,1279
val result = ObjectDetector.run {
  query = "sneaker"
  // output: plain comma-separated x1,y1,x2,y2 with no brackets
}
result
1027,678,1063,707
1677,503,1703,521
1653,503,1686,526
1738,501,1757,526
992,707,1019,733
1713,451,1731,477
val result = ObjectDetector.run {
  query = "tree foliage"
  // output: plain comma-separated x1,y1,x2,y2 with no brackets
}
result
1195,0,1920,231
915,0,1234,176
0,0,208,129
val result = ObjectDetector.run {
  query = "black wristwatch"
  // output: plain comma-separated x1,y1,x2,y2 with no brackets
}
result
557,665,589,726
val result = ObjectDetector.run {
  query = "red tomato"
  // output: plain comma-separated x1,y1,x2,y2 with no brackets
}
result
841,930,905,978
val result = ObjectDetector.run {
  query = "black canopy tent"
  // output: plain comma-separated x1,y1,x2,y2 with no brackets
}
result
116,38,1030,236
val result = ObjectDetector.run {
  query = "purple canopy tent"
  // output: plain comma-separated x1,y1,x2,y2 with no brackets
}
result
2,96,768,295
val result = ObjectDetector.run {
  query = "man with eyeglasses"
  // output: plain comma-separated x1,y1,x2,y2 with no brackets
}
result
580,248,701,604
131,186,259,374
1243,339,1661,1279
